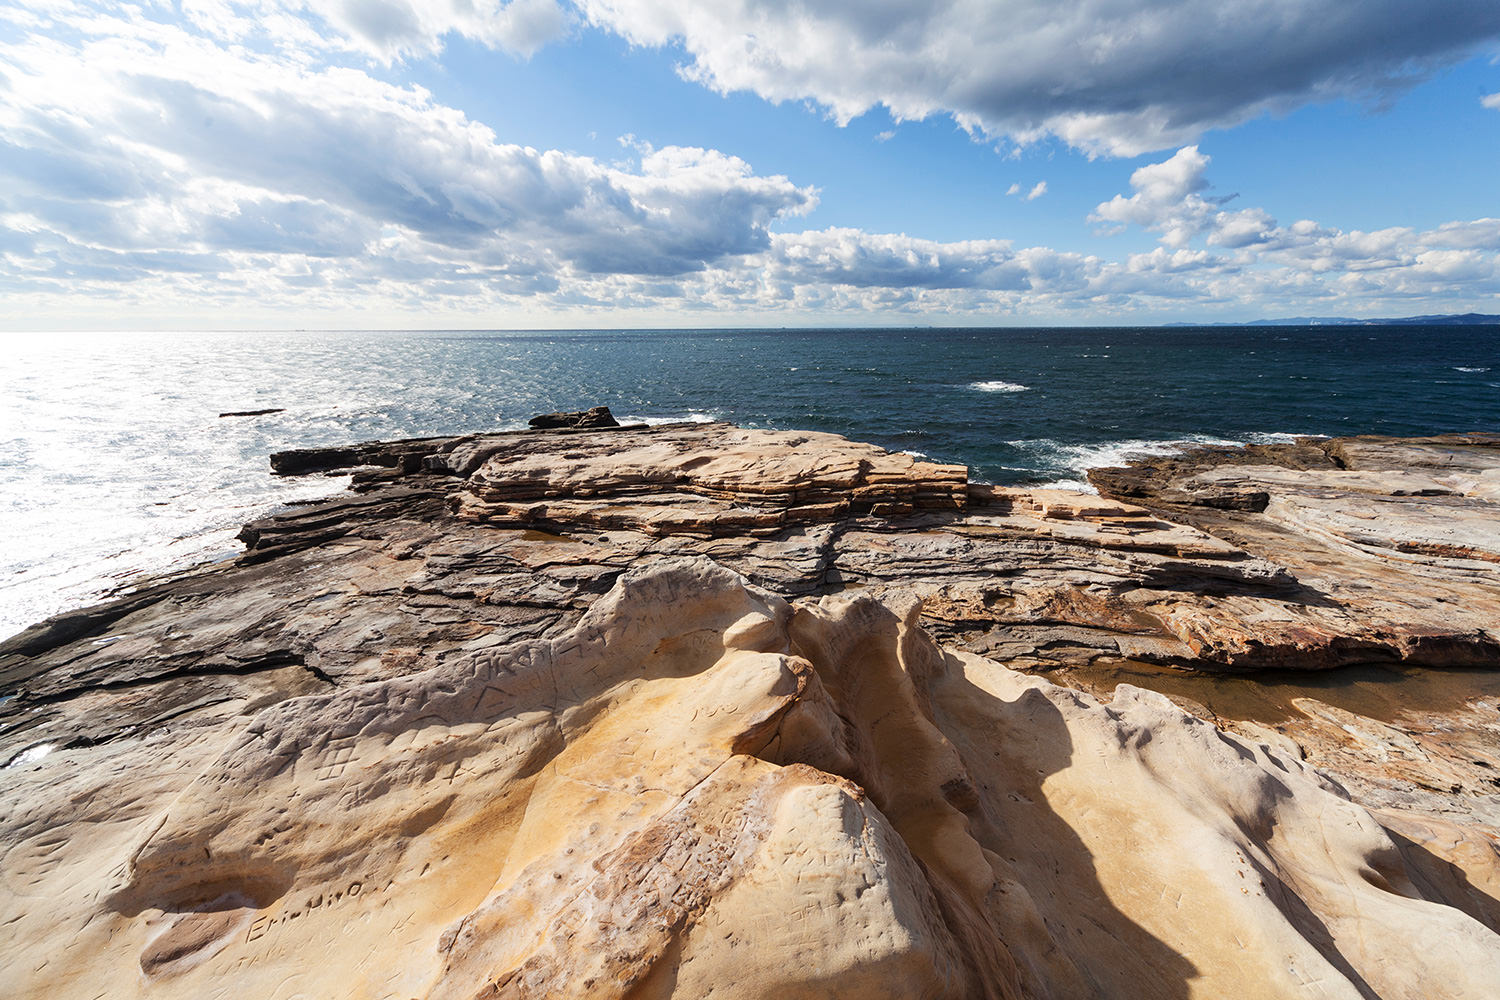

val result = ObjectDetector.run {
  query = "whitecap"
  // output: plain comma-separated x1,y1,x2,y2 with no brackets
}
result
1455,366,1490,373
619,412,719,426
1055,437,1239,474
1015,434,1246,490
969,380,1029,393
1042,478,1099,494
1244,431,1321,444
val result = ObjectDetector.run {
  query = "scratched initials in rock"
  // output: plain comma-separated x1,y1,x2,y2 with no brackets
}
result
315,743,356,781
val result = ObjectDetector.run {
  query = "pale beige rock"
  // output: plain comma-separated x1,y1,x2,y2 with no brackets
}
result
4,424,1500,999
4,559,1498,998
454,423,968,536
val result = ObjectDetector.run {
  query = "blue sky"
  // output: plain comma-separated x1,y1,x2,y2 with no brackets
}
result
2,1,1498,328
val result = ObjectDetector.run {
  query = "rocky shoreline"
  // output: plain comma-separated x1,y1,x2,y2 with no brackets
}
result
2,419,1498,998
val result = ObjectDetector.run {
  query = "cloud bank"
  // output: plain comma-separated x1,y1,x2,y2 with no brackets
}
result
1,2,1497,326
180,0,572,61
0,6,813,300
575,0,1500,155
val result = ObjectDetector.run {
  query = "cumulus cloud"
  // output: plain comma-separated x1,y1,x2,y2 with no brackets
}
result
0,5,814,300
677,146,1500,318
1484,92,1500,110
574,0,1500,155
1092,146,1272,248
2,3,1497,325
770,229,1029,291
178,0,571,61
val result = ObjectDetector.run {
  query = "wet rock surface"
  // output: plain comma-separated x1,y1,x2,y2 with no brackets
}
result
2,422,1498,998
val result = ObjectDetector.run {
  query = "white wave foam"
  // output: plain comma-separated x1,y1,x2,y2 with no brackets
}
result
1015,434,1247,491
1244,431,1321,444
901,449,929,459
970,380,1029,393
619,412,718,426
1057,437,1240,474
1044,478,1099,494
1455,366,1490,373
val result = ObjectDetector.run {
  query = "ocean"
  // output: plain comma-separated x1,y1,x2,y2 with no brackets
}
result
2,325,1497,640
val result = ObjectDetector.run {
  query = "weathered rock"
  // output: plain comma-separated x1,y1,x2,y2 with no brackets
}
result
2,424,1499,999
1080,433,1500,670
268,434,459,475
455,422,968,536
527,405,621,429
4,558,1498,999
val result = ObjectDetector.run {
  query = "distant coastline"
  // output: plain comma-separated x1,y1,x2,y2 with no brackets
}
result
1166,311,1500,327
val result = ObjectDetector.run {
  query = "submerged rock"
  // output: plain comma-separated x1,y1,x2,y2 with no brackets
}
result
1,424,1498,998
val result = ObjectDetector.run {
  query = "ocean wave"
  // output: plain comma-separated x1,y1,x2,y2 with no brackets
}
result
1244,431,1321,444
1455,366,1490,373
1056,436,1241,473
1009,434,1248,492
1041,478,1097,493
619,412,719,426
970,380,1029,393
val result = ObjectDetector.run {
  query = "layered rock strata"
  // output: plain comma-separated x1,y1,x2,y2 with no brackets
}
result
1,423,1498,998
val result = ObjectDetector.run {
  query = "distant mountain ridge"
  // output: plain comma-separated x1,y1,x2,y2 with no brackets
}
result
1168,312,1500,327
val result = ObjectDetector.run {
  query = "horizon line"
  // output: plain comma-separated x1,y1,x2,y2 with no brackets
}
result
6,317,1499,335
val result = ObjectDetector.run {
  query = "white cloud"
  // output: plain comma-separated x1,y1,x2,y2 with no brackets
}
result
2,4,1497,326
1422,218,1500,250
1483,92,1500,110
1091,146,1272,249
1078,148,1500,302
1026,181,1047,201
178,0,571,61
692,147,1500,318
0,7,814,299
769,229,1029,291
574,0,1500,155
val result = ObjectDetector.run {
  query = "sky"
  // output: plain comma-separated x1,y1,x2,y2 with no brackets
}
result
2,1,1499,329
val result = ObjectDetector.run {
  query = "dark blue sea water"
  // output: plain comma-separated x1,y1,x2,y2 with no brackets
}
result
2,325,1497,637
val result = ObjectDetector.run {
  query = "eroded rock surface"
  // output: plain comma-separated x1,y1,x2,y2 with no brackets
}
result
1086,433,1500,669
527,405,622,430
2,423,1498,998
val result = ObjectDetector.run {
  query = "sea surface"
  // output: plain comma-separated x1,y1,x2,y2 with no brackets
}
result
2,325,1497,640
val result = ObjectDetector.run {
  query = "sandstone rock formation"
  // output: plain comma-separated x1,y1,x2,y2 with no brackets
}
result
527,405,622,430
2,423,1498,998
